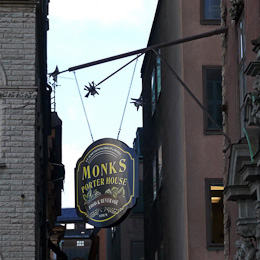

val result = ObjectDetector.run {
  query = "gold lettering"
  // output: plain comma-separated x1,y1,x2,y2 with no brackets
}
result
82,159,128,180
101,178,104,185
82,166,91,180
111,177,115,184
101,163,108,176
81,185,86,193
123,178,127,185
119,159,127,172
109,162,117,174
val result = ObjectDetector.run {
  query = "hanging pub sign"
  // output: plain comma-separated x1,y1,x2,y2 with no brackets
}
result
75,138,139,228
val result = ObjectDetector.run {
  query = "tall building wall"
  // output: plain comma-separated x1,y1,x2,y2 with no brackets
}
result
181,0,223,259
0,1,38,259
142,0,224,259
142,0,186,259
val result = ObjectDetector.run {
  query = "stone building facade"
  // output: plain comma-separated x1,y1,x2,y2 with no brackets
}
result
0,1,65,259
221,0,260,259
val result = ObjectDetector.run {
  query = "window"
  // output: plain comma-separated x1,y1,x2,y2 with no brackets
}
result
77,240,84,247
156,54,162,98
153,157,157,201
203,66,222,133
201,0,221,24
238,13,246,136
66,223,75,230
131,241,144,260
151,69,156,115
158,144,163,189
152,144,163,201
151,51,162,116
205,179,224,249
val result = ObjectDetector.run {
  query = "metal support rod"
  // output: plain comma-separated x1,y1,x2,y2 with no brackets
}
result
96,53,143,87
117,56,139,140
73,72,94,142
58,27,227,74
151,49,231,146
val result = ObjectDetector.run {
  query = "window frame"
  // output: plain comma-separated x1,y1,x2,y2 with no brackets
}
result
237,12,246,137
205,178,224,250
76,240,84,247
158,144,163,190
152,157,157,201
200,0,221,25
150,51,162,116
151,68,156,116
152,143,163,202
203,65,223,134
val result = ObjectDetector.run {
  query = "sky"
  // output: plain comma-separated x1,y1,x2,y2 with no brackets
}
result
47,0,158,208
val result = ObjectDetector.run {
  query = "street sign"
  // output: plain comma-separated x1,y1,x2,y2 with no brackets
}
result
75,138,139,227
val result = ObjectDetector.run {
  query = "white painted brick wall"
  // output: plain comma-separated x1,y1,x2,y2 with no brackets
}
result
0,94,37,260
0,5,36,87
0,2,38,259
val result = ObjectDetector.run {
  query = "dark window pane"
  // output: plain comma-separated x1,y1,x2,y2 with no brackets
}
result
157,56,161,99
151,69,156,115
205,179,224,249
205,68,222,131
210,184,224,244
204,0,221,20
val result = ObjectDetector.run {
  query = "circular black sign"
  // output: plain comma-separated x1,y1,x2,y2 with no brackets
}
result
75,138,139,227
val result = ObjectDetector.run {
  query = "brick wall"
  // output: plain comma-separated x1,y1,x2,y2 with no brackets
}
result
0,4,36,87
0,2,38,259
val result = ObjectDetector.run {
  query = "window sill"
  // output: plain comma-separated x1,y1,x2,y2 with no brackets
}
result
204,129,223,135
207,245,224,251
200,19,221,25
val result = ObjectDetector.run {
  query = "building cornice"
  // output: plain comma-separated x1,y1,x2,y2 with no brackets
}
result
0,0,39,6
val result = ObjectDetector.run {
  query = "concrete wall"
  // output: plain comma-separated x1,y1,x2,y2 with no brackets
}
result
0,2,38,259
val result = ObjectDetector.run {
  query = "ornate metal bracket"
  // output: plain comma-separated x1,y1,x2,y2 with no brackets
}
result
229,0,244,22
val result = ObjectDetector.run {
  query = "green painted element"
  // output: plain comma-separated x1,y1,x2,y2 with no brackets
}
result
243,127,260,163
